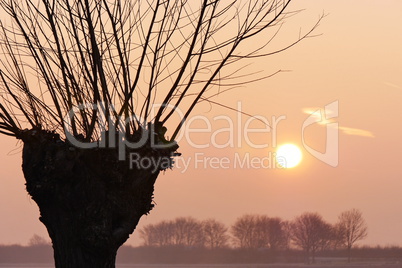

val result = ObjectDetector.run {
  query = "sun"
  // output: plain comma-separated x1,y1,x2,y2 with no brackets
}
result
275,144,303,168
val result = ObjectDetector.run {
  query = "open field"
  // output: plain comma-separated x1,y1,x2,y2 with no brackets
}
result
2,263,402,268
115,264,402,268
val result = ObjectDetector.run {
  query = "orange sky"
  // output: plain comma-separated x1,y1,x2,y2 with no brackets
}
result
1,0,402,247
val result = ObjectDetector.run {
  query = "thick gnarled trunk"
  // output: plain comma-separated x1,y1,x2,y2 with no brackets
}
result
20,129,177,268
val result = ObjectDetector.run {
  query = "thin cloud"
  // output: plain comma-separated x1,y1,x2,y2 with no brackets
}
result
303,108,375,138
384,82,401,89
339,126,375,138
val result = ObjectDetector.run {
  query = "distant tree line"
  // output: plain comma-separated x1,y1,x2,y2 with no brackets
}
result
0,209,369,265
140,218,229,248
139,209,368,263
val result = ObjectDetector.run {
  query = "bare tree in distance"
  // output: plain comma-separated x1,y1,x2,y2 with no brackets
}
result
139,220,175,247
231,214,288,250
0,0,322,266
171,217,205,247
265,217,288,252
280,220,293,251
291,212,333,264
28,234,50,247
231,214,259,248
336,209,368,262
202,219,229,249
140,217,204,247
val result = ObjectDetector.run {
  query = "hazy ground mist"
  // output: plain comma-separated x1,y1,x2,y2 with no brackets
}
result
2,244,402,267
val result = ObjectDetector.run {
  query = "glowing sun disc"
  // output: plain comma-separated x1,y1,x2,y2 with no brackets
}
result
276,144,302,168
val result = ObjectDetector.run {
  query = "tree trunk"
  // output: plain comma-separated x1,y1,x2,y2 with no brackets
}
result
305,249,310,264
20,129,178,268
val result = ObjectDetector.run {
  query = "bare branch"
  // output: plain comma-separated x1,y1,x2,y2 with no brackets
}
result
0,0,320,141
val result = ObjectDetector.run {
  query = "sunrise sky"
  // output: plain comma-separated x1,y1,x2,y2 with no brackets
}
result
0,0,401,247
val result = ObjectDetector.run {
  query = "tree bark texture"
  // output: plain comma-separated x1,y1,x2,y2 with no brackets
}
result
20,129,178,268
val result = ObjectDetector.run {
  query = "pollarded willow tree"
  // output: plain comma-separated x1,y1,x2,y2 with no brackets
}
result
0,0,321,267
